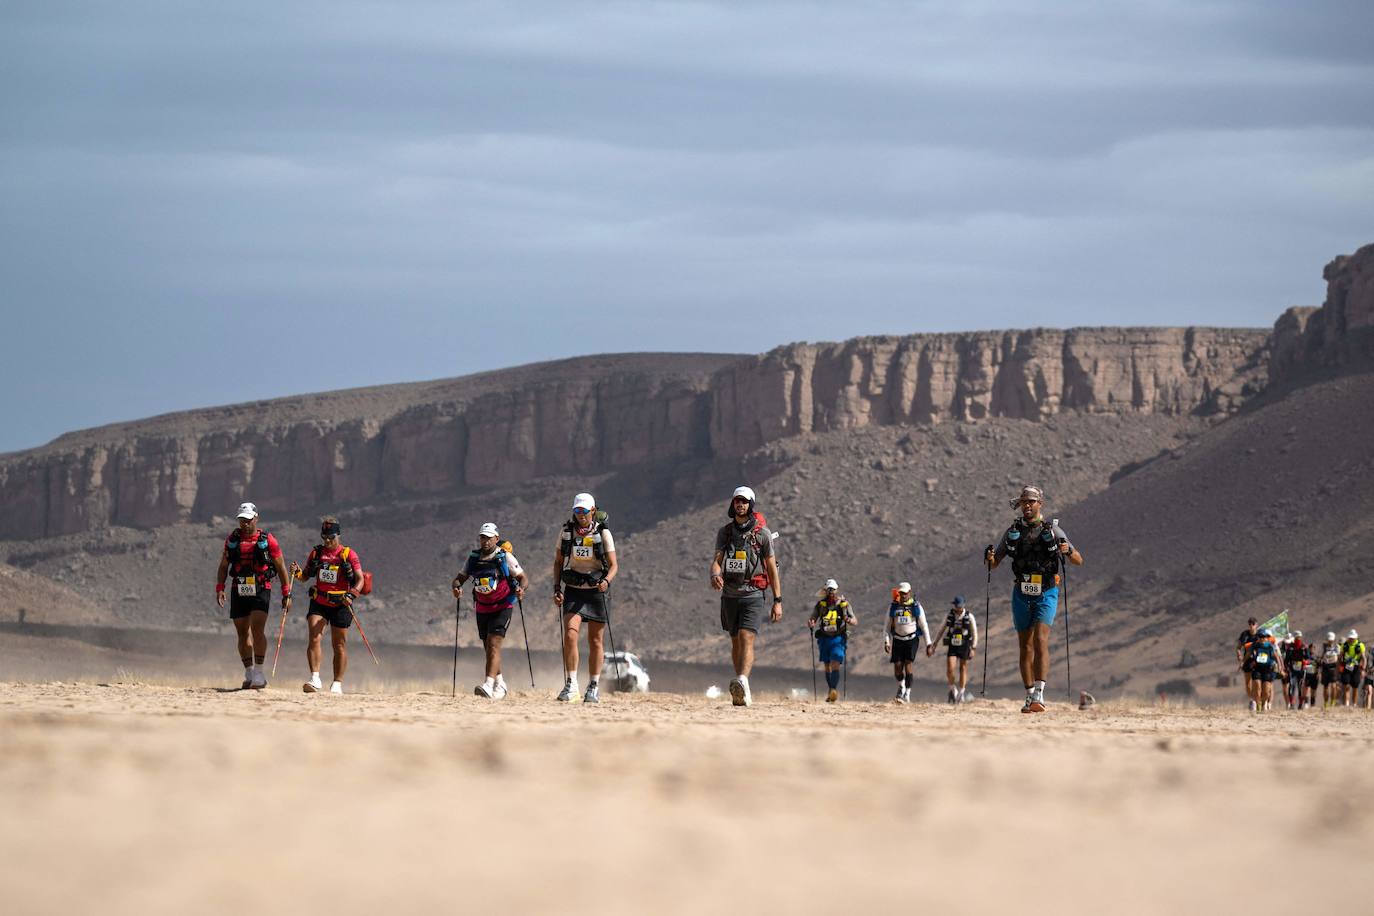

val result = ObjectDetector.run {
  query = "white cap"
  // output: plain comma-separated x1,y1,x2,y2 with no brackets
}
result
1348,629,1360,640
479,522,499,538
824,578,838,590
1293,630,1303,638
732,486,756,503
236,502,258,519
572,492,595,512
1327,631,1337,641
897,581,911,593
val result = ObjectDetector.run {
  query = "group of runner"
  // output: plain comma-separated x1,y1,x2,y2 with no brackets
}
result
1237,620,1371,711
215,484,1083,712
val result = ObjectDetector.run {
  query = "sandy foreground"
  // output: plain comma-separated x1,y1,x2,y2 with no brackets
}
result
2,683,1373,915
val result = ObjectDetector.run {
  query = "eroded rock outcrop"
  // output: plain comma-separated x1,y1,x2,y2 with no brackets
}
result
1270,243,1374,382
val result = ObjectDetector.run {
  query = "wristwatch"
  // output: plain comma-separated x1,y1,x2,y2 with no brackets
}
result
772,596,783,604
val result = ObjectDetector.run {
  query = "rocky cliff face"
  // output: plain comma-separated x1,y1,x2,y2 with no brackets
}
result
1270,243,1374,382
0,328,1270,540
709,327,1267,455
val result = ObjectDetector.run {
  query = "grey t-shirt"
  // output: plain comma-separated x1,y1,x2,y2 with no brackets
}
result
715,520,774,598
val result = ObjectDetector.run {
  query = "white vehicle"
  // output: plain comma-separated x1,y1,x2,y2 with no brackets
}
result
602,650,650,693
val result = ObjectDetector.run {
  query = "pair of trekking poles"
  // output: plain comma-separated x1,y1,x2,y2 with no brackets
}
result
979,524,1073,699
270,595,380,678
450,588,618,698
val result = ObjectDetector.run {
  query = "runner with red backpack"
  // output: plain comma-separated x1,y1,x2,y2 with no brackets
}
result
214,502,292,690
289,516,366,695
710,486,783,707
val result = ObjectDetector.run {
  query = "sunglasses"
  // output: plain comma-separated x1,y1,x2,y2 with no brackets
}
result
573,507,591,516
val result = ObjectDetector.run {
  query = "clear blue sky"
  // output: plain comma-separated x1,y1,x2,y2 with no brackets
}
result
2,1,1371,453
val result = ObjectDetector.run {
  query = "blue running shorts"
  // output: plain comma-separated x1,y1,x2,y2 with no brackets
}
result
1011,587,1059,632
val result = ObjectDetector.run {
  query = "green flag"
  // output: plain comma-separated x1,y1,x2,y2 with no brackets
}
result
1261,609,1290,639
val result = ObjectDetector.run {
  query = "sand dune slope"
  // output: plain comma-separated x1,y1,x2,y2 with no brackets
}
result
2,683,1371,915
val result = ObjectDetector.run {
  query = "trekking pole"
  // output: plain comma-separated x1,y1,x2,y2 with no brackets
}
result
1056,519,1071,699
809,627,818,703
603,589,619,691
842,633,849,701
516,596,536,688
981,546,992,697
452,597,461,698
270,602,290,678
351,603,380,666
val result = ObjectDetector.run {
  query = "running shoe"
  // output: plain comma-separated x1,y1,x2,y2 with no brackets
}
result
1028,692,1046,713
948,687,958,705
729,677,750,707
492,680,508,700
583,684,600,704
474,681,494,698
330,681,343,695
556,680,579,702
248,668,267,690
826,688,839,703
1021,694,1036,714
303,673,323,693
895,685,905,701
241,673,253,690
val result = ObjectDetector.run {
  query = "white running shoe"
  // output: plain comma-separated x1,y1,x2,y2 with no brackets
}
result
895,684,906,701
556,679,579,702
241,671,253,690
474,681,494,698
903,688,912,703
248,667,267,690
330,681,344,695
948,687,958,705
303,673,323,693
492,680,508,700
583,683,600,704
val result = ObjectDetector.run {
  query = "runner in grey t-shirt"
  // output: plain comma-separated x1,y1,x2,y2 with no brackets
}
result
710,485,783,707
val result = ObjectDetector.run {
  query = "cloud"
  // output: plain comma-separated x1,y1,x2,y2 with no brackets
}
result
0,0,1371,452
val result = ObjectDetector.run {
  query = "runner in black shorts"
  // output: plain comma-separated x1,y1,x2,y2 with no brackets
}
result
553,493,618,704
1319,631,1341,708
1235,617,1258,709
929,597,979,704
883,582,929,703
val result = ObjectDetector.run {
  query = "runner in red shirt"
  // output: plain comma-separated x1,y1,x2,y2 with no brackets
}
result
290,516,365,694
215,502,292,689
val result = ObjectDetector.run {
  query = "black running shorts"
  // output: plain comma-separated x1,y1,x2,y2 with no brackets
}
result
476,606,512,641
947,642,973,661
307,599,353,629
1305,671,1319,688
1252,666,1276,683
1322,665,1338,685
229,591,271,620
889,637,919,664
562,588,608,623
1341,669,1363,687
720,592,766,635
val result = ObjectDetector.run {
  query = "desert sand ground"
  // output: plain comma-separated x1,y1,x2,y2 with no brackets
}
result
3,680,1373,916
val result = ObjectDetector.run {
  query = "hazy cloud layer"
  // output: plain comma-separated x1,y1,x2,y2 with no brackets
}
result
2,1,1371,452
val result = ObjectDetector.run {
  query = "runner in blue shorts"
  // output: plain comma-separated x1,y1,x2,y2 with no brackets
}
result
809,579,856,703
986,486,1083,714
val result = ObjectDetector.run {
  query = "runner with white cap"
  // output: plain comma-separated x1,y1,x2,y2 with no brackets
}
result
710,485,782,707
552,492,617,703
808,579,856,703
452,522,527,699
214,502,292,689
884,582,929,703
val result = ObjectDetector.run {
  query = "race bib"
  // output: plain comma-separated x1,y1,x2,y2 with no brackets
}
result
319,567,339,584
1256,651,1269,664
236,577,257,597
572,546,594,561
1019,574,1043,596
724,557,747,574
951,634,963,646
474,576,495,594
